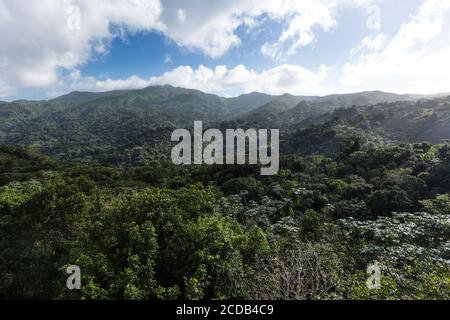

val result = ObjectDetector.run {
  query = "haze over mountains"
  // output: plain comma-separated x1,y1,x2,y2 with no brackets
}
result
1,85,449,164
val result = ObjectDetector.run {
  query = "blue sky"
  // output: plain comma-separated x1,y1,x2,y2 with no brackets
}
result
80,1,419,79
1,0,449,100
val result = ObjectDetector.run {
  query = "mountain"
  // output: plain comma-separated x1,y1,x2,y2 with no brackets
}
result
251,93,313,113
51,90,128,104
282,95,450,156
1,86,233,163
223,90,425,130
1,86,449,165
223,94,309,128
224,92,274,115
314,91,423,107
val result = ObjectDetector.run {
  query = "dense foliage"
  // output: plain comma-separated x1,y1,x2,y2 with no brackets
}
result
0,141,449,299
0,86,433,166
0,87,449,300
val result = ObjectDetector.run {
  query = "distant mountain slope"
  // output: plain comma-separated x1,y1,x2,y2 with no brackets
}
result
282,95,450,157
224,92,274,115
224,90,425,130
251,94,314,113
1,86,232,163
224,94,311,128
0,86,448,164
1,85,280,163
52,90,128,104
315,91,423,107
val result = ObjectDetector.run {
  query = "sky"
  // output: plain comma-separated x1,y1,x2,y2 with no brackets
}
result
1,0,450,101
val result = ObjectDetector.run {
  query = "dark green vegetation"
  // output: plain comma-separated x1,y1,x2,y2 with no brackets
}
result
0,86,449,299
0,86,435,165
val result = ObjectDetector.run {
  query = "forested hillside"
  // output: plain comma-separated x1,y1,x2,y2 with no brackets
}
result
0,87,449,300
0,86,443,165
282,96,450,156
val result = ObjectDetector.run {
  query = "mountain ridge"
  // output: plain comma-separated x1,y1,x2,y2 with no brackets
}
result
1,85,450,165
4,84,446,105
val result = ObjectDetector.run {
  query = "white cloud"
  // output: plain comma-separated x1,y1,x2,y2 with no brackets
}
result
350,33,387,55
340,0,450,93
53,64,328,98
0,0,370,98
260,1,336,60
160,0,370,60
3,0,450,99
0,0,163,97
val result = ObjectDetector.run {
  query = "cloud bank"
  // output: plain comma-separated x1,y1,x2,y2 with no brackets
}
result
1,0,450,98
